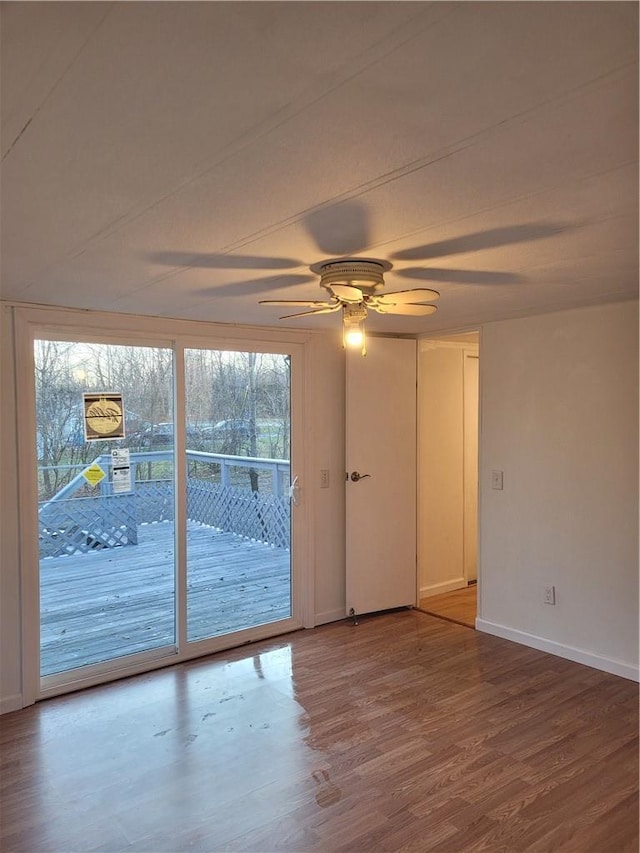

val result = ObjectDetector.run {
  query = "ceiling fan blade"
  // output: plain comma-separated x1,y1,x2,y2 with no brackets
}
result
375,288,440,305
303,199,371,255
372,303,438,316
329,284,364,302
150,251,302,270
259,299,333,308
391,223,568,262
398,268,525,285
279,305,342,319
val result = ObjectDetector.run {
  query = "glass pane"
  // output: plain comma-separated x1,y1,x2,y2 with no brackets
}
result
184,349,291,642
35,340,175,676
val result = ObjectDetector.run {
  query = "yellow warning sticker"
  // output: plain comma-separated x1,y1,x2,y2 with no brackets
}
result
83,462,106,487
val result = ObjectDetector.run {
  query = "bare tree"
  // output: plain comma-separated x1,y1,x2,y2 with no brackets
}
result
35,341,290,501
35,340,104,499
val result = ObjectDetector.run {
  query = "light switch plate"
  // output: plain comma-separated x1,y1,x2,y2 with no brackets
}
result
491,470,504,490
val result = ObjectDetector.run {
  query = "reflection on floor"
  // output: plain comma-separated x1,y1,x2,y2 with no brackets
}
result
418,584,477,628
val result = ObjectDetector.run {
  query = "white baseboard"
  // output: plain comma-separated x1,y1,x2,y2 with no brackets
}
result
0,694,23,715
420,577,467,598
476,618,639,683
314,608,346,626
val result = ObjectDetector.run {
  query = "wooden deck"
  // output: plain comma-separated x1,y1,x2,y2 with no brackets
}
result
40,521,291,677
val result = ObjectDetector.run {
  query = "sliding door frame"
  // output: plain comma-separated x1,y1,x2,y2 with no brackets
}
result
14,306,313,705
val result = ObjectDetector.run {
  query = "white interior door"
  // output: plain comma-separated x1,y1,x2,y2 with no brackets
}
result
345,337,417,617
463,351,479,583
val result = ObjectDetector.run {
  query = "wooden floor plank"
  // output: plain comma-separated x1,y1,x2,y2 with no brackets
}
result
1,610,637,852
418,584,477,628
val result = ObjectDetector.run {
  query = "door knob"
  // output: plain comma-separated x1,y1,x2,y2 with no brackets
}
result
350,471,371,482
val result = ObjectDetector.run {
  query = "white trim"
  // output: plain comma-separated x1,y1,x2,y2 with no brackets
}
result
476,618,640,683
420,577,467,598
38,619,304,702
291,345,313,630
419,339,478,351
173,345,188,653
7,303,315,350
416,333,481,608
298,343,315,629
462,347,479,585
41,644,179,695
14,310,40,707
476,327,484,621
314,608,346,626
0,694,23,715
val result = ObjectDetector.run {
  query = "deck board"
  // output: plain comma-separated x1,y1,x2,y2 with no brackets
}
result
40,521,291,677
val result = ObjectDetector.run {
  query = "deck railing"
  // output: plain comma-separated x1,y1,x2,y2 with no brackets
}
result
38,450,291,557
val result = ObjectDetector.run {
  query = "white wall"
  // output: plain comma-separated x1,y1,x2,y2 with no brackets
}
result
308,333,346,625
477,300,639,680
3,299,637,711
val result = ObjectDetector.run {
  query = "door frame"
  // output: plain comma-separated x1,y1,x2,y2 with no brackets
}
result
463,348,480,585
416,333,481,608
345,336,417,617
14,306,313,704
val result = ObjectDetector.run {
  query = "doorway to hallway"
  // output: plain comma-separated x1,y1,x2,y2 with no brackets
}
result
417,331,480,628
418,584,477,629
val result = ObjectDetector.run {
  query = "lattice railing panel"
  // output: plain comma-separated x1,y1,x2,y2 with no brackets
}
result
188,480,290,549
39,477,289,556
136,480,174,523
39,495,137,558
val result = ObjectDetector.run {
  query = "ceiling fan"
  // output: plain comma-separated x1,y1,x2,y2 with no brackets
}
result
258,258,439,355
149,199,567,354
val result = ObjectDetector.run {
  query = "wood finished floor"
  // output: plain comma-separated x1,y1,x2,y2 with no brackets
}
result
1,610,638,852
418,585,478,629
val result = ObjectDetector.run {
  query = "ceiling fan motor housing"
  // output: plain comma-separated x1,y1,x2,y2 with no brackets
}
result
318,259,391,298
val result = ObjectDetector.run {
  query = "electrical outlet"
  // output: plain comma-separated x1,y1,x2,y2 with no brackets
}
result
543,584,556,605
491,470,504,490
320,469,330,489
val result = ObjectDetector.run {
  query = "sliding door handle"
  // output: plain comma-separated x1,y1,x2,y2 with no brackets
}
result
288,476,300,504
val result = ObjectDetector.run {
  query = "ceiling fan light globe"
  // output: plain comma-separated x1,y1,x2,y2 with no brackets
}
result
345,328,364,348
328,283,365,302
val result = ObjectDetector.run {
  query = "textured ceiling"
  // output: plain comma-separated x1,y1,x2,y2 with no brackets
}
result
1,1,638,335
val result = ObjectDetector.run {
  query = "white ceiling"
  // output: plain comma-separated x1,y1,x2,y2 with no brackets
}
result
1,1,638,336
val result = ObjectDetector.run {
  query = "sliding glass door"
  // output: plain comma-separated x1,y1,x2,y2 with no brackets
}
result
31,331,297,692
184,348,292,642
35,339,176,679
